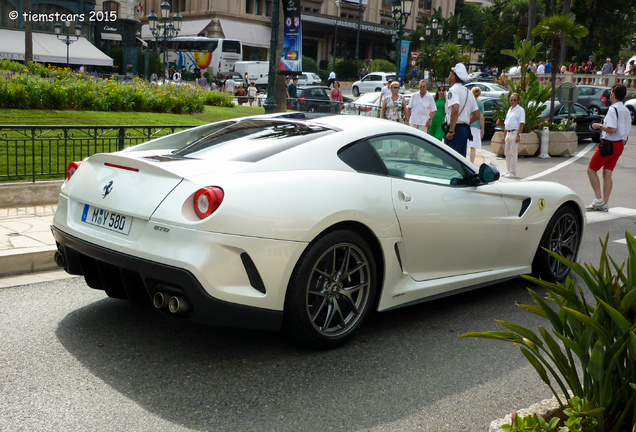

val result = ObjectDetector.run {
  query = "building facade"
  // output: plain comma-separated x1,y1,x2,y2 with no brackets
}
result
137,0,456,66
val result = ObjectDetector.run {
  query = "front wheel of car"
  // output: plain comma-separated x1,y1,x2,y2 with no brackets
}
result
532,206,582,282
352,86,360,97
589,106,601,116
284,230,377,349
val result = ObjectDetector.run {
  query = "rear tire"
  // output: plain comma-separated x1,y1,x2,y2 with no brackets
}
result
284,230,377,349
532,206,582,282
589,106,601,116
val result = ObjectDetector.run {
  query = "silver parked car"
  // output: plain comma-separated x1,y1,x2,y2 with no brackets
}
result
342,93,382,117
576,85,611,116
464,82,509,99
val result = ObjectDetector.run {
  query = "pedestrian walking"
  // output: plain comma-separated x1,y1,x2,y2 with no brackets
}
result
379,80,392,109
248,82,258,106
224,75,236,93
428,85,447,141
467,87,485,164
380,81,406,122
444,63,480,157
287,76,299,110
328,71,336,87
502,93,525,178
329,81,343,114
586,84,632,212
406,80,436,132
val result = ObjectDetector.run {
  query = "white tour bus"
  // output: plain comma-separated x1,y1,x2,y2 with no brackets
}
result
158,37,243,77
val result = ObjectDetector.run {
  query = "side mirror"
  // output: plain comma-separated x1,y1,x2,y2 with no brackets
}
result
478,163,500,183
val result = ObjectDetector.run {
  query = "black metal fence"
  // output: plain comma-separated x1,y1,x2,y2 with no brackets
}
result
0,125,196,182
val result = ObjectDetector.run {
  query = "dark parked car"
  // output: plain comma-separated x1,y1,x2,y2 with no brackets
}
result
296,86,352,113
576,85,611,115
539,102,603,141
480,97,504,139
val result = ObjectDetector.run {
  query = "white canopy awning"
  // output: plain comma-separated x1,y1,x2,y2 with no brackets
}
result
101,33,122,41
141,19,212,39
218,19,271,49
0,29,113,66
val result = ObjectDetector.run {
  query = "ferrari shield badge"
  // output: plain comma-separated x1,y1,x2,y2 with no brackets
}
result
539,199,545,211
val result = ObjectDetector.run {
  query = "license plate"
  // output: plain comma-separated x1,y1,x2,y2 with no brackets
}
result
81,204,132,235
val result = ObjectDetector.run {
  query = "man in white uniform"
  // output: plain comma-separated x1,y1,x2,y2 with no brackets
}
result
406,80,436,132
379,80,392,109
502,93,525,178
444,63,480,157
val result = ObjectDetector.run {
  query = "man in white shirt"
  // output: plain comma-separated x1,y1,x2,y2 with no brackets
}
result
379,80,392,108
586,83,631,211
406,80,436,131
502,93,525,178
224,75,236,93
444,63,480,157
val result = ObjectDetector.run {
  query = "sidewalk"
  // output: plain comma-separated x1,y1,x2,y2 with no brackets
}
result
0,147,502,286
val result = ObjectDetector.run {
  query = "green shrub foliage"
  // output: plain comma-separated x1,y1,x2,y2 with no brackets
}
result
461,232,636,432
0,60,233,113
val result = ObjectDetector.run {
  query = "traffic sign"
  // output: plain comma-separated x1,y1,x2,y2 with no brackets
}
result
411,60,416,66
411,52,418,59
557,82,579,104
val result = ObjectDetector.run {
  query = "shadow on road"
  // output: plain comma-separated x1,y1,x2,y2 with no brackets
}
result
55,279,543,431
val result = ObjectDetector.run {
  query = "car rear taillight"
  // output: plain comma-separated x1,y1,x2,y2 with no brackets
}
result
360,106,371,112
194,187,224,219
66,161,82,180
601,96,609,106
298,97,307,103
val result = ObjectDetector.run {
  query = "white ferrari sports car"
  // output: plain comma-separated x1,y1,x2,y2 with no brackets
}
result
52,114,585,349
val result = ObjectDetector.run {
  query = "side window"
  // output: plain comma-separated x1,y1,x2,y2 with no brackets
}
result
338,141,386,175
367,134,471,186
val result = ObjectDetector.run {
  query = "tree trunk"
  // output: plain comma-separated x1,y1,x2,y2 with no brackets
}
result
558,0,572,68
24,0,33,64
527,0,537,43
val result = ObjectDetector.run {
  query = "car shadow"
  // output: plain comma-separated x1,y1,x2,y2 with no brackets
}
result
55,277,548,431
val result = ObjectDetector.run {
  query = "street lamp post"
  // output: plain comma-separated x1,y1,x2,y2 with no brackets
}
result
263,0,280,114
355,0,363,60
430,18,441,87
424,26,431,85
54,21,82,68
147,1,182,83
333,0,340,72
391,0,414,85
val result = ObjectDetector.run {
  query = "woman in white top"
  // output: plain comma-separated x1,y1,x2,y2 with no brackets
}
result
248,82,258,106
380,82,406,122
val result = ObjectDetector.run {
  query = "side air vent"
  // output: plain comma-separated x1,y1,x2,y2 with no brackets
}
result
519,198,532,217
240,253,266,294
394,243,403,272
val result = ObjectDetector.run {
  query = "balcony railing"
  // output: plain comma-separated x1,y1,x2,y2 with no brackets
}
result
0,125,196,182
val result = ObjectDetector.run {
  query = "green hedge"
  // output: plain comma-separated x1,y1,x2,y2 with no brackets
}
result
0,60,233,113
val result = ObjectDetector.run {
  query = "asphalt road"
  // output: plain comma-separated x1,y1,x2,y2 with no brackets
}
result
2,129,636,431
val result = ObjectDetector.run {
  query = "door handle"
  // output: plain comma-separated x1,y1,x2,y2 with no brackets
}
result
398,191,412,202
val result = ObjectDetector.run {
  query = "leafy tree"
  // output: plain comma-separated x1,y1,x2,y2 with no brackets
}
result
500,35,543,91
533,13,588,122
435,42,465,84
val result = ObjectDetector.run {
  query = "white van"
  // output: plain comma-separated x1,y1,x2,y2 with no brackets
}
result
233,61,269,89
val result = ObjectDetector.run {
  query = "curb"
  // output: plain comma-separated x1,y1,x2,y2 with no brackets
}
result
0,246,59,278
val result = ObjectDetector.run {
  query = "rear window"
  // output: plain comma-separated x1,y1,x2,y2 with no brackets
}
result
172,120,334,162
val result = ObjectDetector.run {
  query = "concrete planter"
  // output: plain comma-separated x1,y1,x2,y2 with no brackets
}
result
547,131,578,156
491,131,540,157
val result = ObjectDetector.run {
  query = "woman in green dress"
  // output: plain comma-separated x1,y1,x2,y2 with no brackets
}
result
428,86,447,141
